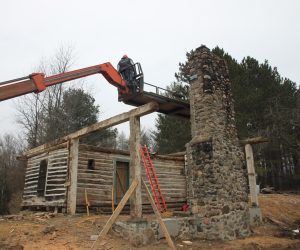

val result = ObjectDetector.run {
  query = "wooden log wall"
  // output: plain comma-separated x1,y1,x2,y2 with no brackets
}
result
77,147,115,209
77,145,186,213
22,143,186,212
22,147,69,207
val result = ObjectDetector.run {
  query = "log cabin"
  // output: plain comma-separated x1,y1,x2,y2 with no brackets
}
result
21,143,186,213
19,103,188,214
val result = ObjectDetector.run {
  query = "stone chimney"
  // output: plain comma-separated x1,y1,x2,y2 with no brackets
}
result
185,46,250,239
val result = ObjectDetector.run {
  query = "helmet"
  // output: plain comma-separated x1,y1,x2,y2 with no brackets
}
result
122,54,128,59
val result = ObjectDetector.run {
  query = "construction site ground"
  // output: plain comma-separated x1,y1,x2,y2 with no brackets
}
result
0,193,300,250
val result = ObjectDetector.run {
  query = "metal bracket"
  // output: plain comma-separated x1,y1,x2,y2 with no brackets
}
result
30,73,46,93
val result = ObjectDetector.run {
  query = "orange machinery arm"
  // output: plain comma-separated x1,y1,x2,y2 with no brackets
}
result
0,62,129,101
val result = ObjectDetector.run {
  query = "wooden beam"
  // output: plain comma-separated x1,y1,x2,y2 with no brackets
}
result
245,144,259,206
240,136,269,145
67,138,79,215
91,178,138,250
129,116,142,218
80,144,184,161
21,102,159,157
165,151,186,156
151,154,184,161
79,144,129,156
17,142,68,160
142,179,176,250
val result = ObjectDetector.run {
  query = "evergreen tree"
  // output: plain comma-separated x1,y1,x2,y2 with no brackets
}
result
152,82,191,154
213,47,299,190
60,88,117,147
154,46,299,189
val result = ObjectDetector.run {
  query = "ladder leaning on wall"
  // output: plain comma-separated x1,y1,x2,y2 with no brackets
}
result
140,144,167,212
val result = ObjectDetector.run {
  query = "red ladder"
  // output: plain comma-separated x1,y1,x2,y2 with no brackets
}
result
140,144,167,212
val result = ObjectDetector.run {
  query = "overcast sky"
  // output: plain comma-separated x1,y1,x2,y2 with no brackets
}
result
0,0,299,139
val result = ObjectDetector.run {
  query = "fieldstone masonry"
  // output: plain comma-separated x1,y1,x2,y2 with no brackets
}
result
185,45,250,239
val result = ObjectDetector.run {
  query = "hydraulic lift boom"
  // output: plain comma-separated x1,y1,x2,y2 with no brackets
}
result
0,62,190,118
0,63,129,101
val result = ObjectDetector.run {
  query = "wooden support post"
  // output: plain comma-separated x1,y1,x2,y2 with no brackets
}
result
245,144,259,206
85,188,90,216
91,179,138,250
129,116,142,218
142,179,176,250
67,138,79,215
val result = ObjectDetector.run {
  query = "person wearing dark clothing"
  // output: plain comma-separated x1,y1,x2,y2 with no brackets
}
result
118,55,139,93
117,55,144,94
117,55,136,83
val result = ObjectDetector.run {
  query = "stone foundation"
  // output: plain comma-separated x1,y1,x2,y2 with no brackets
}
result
113,220,154,247
113,213,250,247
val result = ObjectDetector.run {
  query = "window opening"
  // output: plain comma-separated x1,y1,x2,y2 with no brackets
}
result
87,159,95,170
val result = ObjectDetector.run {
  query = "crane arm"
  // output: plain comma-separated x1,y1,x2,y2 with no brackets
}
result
0,61,192,118
0,62,129,101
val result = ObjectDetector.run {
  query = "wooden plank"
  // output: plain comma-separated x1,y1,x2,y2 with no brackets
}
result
77,174,113,180
45,192,66,196
47,169,67,174
45,188,66,192
67,138,79,215
77,178,112,185
46,165,67,170
142,179,176,250
78,187,110,194
91,178,138,250
76,195,110,201
79,145,184,161
77,165,113,171
24,181,38,186
25,172,39,178
151,155,184,161
77,184,112,190
25,170,39,175
240,136,269,145
23,185,37,190
17,142,68,160
46,174,67,179
79,144,130,155
21,102,159,157
78,158,112,165
46,183,66,187
22,195,36,198
129,116,142,218
245,144,259,206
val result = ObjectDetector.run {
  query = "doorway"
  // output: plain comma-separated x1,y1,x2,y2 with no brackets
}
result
114,160,129,204
37,159,48,197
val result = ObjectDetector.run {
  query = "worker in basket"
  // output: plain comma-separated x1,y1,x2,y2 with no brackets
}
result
117,55,138,93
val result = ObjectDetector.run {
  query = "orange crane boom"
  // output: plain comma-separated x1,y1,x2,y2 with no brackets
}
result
0,62,129,101
0,61,190,118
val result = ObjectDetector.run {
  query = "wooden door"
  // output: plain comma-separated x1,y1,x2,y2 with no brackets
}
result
115,161,129,204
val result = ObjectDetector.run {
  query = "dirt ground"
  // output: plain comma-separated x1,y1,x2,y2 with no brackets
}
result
0,194,300,250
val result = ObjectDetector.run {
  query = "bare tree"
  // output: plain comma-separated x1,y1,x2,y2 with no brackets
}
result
16,92,46,147
0,134,25,214
16,45,75,148
16,45,118,149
